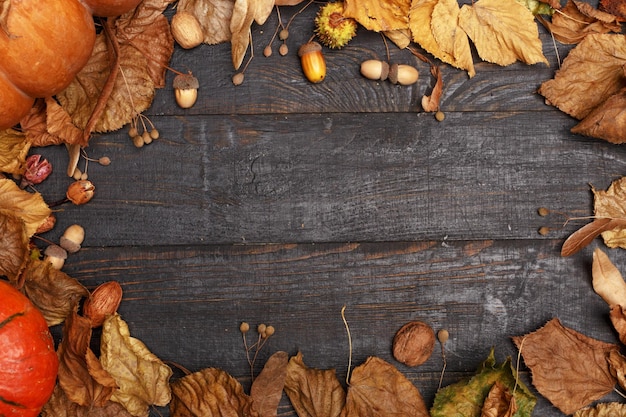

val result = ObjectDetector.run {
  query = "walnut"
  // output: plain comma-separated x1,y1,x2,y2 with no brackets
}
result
392,321,436,367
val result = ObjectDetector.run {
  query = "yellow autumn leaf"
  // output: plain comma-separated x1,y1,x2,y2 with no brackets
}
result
409,0,475,77
0,129,30,175
0,178,51,237
458,0,548,66
344,0,411,32
593,177,626,250
592,248,626,307
100,314,172,417
575,402,626,417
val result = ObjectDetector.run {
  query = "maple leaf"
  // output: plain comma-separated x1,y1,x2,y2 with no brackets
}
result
284,351,346,417
431,348,535,417
344,0,411,32
250,351,289,417
539,33,626,121
177,0,234,45
575,402,626,417
343,356,429,417
458,0,548,67
0,128,30,175
100,314,173,417
170,367,258,417
513,318,618,415
410,0,475,77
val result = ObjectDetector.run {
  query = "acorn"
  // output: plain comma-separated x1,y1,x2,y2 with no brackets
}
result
314,1,357,49
173,73,199,108
360,59,390,81
388,63,419,86
298,41,326,83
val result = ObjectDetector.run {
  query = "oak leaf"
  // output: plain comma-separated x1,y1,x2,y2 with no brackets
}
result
575,402,626,417
343,356,429,417
344,0,411,32
0,177,50,237
177,0,234,45
458,0,548,67
0,210,29,283
431,347,535,417
539,33,626,121
170,367,258,417
21,258,89,326
100,314,173,417
284,351,345,417
57,309,118,408
250,351,289,417
512,318,618,415
591,248,626,307
0,128,30,175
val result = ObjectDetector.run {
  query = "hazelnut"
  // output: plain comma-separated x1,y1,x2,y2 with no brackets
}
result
388,64,419,86
171,11,204,49
83,281,123,327
44,244,67,270
66,180,95,205
392,321,435,367
173,73,199,109
59,224,85,253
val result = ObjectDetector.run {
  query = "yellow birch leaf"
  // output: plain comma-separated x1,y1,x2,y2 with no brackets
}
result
0,178,50,237
344,0,410,32
0,128,30,175
458,0,548,66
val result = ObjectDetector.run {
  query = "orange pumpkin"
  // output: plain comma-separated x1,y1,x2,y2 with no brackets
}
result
0,0,143,130
0,280,58,417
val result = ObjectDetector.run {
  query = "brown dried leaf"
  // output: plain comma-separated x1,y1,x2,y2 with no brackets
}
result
57,309,118,408
561,218,620,256
177,0,234,45
0,177,50,237
100,314,172,417
458,0,548,67
344,0,411,31
384,29,412,49
19,98,86,147
170,368,258,417
0,128,30,175
284,352,345,417
21,258,89,326
343,356,429,417
43,381,134,417
250,351,289,417
600,0,626,20
609,305,626,344
422,64,444,112
606,349,626,392
575,402,626,417
538,0,622,44
593,177,626,250
513,318,618,415
481,381,517,417
0,210,29,283
571,87,626,143
591,248,626,307
539,33,626,121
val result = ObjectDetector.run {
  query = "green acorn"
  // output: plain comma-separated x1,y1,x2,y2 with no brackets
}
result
314,2,358,49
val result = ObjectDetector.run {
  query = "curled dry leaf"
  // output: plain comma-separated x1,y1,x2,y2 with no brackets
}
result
609,305,626,344
0,178,51,237
0,128,30,175
177,0,234,45
561,218,621,257
100,313,173,417
21,258,89,326
250,351,289,417
43,385,135,417
284,351,345,417
170,367,258,417
575,402,626,417
57,309,118,408
571,87,626,144
593,177,626,250
481,381,517,417
606,349,626,392
600,0,626,19
343,356,429,417
513,318,618,415
0,210,29,284
344,0,410,31
591,248,626,307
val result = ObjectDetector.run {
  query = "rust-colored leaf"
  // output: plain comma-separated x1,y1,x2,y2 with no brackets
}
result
481,381,517,417
170,368,258,417
609,305,626,344
250,351,289,417
513,318,618,415
575,402,626,417
593,177,626,250
600,0,626,19
561,217,620,256
571,87,626,144
343,356,429,417
591,248,626,307
606,349,626,392
42,384,134,417
0,210,29,283
284,352,345,417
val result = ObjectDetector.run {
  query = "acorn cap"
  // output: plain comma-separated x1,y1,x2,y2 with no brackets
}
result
173,73,199,90
60,236,81,253
44,244,67,260
298,41,322,57
388,63,399,84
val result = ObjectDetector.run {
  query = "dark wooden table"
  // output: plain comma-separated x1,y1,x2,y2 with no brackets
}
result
37,3,626,416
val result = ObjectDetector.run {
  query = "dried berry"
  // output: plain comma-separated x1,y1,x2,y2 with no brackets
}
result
22,154,52,187
232,72,245,86
315,1,357,49
392,321,436,367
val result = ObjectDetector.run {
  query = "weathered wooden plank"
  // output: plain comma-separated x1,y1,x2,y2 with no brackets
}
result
57,238,621,416
38,110,625,246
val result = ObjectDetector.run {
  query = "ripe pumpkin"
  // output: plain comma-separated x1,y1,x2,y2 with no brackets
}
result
0,280,58,417
0,0,143,130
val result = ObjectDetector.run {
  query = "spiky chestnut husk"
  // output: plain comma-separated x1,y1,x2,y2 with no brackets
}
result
314,2,357,49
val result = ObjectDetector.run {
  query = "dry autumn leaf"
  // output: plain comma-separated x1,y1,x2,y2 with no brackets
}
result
561,218,626,256
571,86,626,144
177,0,235,45
250,351,289,417
458,0,548,67
0,177,51,237
609,305,626,344
513,318,618,415
284,351,345,417
20,97,85,148
591,248,626,307
593,177,626,249
539,33,626,121
606,349,626,392
42,384,135,417
0,210,29,283
344,0,411,32
575,402,626,417
100,314,173,417
600,0,626,19
481,381,517,417
170,367,258,417
343,356,429,417
21,258,89,326
0,128,30,175
57,309,118,408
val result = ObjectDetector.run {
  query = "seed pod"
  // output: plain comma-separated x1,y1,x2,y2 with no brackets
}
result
298,41,326,83
360,59,389,81
388,63,419,86
173,73,199,108
66,180,95,205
